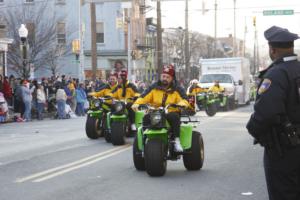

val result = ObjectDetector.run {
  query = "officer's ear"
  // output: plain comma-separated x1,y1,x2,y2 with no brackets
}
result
270,47,276,54
268,46,276,60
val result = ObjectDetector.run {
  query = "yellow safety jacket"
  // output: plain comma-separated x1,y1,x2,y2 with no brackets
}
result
110,81,140,101
208,85,225,93
133,81,192,112
90,84,117,98
187,85,207,96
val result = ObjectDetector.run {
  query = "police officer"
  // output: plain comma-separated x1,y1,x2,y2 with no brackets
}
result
246,26,300,200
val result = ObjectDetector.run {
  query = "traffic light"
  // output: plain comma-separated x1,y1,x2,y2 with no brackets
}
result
72,39,80,54
253,16,256,27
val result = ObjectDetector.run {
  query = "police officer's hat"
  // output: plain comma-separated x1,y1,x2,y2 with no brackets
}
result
264,26,299,48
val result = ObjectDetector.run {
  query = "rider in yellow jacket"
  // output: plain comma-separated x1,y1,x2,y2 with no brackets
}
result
89,72,118,97
132,65,193,152
187,79,207,96
110,69,140,131
110,70,140,101
208,80,225,93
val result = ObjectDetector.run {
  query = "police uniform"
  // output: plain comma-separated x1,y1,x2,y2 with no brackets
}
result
246,26,300,200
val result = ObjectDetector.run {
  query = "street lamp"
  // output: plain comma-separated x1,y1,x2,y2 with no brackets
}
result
18,24,28,79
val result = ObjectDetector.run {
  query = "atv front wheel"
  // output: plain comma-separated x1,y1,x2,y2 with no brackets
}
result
133,136,145,170
205,103,217,117
111,121,126,145
145,139,167,176
183,131,204,170
85,115,103,139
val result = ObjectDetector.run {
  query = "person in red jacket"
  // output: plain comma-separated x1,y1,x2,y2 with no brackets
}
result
2,76,12,106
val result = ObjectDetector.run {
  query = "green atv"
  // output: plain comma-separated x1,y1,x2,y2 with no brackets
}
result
106,97,138,145
213,92,231,111
196,92,218,116
85,96,111,139
133,104,204,177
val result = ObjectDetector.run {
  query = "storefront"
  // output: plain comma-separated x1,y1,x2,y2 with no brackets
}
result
0,38,13,77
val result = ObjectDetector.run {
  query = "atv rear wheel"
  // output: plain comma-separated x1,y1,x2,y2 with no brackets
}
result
133,136,145,170
111,121,126,145
85,115,103,139
145,139,167,177
205,103,217,117
183,131,204,170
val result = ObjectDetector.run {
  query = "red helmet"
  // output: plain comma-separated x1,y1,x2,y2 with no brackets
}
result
162,64,175,77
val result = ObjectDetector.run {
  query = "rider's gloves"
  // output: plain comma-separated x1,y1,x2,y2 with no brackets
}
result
177,101,188,108
131,104,139,112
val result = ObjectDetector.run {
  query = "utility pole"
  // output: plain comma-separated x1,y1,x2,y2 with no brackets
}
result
156,0,163,76
126,9,132,81
79,0,85,82
90,2,97,80
233,0,236,57
243,16,247,57
253,16,257,74
214,0,217,56
184,0,190,80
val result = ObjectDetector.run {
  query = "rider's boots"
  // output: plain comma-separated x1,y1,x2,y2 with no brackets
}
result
174,137,183,152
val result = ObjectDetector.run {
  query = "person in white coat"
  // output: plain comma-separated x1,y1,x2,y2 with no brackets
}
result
56,84,67,119
36,83,46,120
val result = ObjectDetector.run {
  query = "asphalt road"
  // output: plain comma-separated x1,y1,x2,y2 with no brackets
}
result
0,105,268,200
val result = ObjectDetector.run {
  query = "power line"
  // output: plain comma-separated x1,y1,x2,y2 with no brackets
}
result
160,4,300,12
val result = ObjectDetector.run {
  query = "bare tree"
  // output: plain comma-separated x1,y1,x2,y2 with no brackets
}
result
44,44,72,77
4,1,72,79
163,30,229,81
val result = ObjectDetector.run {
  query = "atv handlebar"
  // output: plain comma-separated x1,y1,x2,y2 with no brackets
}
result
137,103,187,113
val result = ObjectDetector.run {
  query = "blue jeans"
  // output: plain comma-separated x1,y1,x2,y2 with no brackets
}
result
24,101,32,121
37,102,45,120
57,100,66,119
76,102,85,116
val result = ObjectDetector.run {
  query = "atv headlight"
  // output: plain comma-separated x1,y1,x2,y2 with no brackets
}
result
94,99,101,108
113,101,125,114
115,102,124,112
150,113,162,126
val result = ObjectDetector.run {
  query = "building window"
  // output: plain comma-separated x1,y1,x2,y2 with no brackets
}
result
57,22,66,44
96,22,104,44
24,0,34,3
0,0,4,4
26,22,35,41
56,0,66,5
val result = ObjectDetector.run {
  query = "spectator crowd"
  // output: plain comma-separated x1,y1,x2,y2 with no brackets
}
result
0,74,149,123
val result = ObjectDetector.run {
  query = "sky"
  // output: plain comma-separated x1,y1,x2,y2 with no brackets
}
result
146,0,300,55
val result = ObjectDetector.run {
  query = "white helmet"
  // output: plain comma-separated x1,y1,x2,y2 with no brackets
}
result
190,79,199,85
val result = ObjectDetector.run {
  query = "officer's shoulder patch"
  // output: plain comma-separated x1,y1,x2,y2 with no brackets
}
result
258,79,272,95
